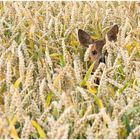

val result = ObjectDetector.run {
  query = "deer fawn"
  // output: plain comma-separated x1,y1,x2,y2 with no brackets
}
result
78,25,119,72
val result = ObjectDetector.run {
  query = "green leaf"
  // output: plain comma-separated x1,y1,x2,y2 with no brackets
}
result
50,53,60,58
32,120,46,139
118,82,129,94
80,63,94,87
52,107,59,120
59,54,66,67
46,92,53,107
4,29,12,38
122,106,140,137
118,65,125,78
122,114,132,136
133,39,140,55
125,106,140,116
79,104,87,117
9,116,19,139
93,94,104,109
30,133,39,139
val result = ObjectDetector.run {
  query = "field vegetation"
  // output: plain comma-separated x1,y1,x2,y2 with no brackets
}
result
0,1,140,139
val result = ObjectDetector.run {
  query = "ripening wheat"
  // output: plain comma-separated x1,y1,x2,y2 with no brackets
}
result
0,1,140,139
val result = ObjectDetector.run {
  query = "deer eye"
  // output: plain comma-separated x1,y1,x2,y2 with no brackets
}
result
92,50,97,55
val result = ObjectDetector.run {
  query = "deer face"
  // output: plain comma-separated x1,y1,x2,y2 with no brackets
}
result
78,25,119,71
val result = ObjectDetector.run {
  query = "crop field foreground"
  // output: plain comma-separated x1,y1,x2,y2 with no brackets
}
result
0,1,140,139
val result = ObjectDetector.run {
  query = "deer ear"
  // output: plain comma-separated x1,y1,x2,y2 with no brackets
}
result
107,25,119,42
78,29,94,47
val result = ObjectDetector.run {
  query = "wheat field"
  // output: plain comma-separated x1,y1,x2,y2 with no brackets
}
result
0,1,140,139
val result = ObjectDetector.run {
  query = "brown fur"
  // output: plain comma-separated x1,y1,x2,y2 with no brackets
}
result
78,25,119,71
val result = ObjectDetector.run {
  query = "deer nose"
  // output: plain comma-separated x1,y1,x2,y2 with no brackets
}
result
99,55,105,63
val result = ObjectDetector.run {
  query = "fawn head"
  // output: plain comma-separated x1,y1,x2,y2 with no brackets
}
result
78,25,119,71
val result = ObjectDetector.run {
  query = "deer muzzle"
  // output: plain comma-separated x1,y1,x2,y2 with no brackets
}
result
99,54,105,63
